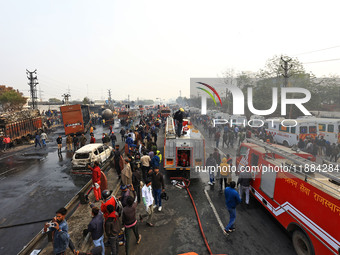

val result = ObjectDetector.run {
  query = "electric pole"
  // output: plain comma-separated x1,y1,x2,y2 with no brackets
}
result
108,89,112,102
280,56,294,118
62,93,71,105
26,69,39,109
280,56,293,87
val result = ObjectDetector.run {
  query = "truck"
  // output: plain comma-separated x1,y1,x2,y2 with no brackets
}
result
60,104,90,135
163,117,205,179
236,138,340,255
0,109,42,143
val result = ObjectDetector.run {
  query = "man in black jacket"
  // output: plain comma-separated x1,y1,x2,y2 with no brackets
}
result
148,168,165,211
173,108,184,137
105,205,120,255
87,205,104,255
237,169,252,206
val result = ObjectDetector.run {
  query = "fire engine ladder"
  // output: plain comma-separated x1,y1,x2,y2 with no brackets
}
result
246,138,340,185
166,116,176,139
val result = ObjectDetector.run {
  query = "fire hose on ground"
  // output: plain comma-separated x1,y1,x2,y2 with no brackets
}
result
170,177,215,255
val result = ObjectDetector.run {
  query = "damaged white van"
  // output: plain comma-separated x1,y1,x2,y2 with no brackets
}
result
72,143,113,172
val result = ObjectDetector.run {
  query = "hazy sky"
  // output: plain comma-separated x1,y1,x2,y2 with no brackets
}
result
1,0,340,102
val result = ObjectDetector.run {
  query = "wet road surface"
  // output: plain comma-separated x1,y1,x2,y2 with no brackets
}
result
0,124,122,255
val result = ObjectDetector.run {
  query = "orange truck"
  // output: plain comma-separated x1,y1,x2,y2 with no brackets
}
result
60,104,90,135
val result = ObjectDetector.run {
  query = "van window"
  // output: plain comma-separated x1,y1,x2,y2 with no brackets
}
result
75,153,90,159
290,127,296,134
327,124,334,132
309,126,317,134
93,149,99,155
279,125,289,132
103,145,109,150
319,124,326,132
98,146,104,153
300,126,307,134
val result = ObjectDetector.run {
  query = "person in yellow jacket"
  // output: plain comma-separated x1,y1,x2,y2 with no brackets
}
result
156,150,162,163
219,157,231,193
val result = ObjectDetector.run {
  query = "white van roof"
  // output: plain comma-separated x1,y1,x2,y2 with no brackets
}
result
75,143,104,153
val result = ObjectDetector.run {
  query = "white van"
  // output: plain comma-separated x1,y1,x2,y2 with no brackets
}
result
72,143,113,171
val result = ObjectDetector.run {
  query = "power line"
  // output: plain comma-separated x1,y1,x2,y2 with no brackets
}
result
303,58,340,64
292,45,340,56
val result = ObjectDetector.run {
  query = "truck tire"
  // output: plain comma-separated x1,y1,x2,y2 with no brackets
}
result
283,141,289,147
292,230,314,255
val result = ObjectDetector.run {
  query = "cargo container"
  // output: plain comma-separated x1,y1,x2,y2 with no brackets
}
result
60,104,90,135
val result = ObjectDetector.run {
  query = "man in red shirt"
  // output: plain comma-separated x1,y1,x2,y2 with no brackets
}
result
88,161,102,201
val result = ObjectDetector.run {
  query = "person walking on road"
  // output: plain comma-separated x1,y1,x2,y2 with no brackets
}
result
219,157,231,193
123,196,142,255
79,134,87,147
148,168,165,211
237,169,252,206
41,131,48,147
56,135,62,156
88,161,102,202
224,181,241,235
140,152,151,181
110,132,117,148
73,135,79,152
35,133,41,148
66,135,73,151
206,153,217,185
142,179,154,227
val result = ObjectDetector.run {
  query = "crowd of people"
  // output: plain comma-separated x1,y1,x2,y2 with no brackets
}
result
43,112,168,255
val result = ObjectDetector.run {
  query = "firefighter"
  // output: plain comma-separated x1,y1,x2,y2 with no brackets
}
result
88,161,102,202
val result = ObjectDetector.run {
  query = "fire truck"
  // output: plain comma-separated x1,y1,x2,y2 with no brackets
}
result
236,139,340,255
163,117,205,179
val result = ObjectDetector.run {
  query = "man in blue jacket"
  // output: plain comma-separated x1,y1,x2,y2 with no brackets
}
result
224,181,241,235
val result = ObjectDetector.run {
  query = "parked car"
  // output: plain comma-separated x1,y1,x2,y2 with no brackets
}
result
72,143,113,171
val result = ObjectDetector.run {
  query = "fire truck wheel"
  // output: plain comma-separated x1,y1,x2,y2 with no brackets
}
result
292,230,314,255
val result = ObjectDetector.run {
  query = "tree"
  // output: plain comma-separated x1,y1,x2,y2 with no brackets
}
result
82,97,91,104
48,98,62,103
0,86,27,112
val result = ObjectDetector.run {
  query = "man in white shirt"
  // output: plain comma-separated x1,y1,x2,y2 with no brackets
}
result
140,152,151,181
142,179,154,227
128,130,135,142
41,132,48,147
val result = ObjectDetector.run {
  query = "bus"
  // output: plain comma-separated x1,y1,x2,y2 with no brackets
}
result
314,118,340,144
265,118,318,147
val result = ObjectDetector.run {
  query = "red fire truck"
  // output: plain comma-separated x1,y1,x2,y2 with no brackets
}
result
236,139,340,255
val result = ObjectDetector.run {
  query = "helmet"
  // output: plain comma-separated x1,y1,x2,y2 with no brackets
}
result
101,189,112,199
160,192,169,201
179,108,184,112
120,185,127,190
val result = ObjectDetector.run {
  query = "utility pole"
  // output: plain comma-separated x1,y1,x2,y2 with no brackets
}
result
26,69,39,109
280,56,294,118
280,56,293,87
62,93,71,105
179,90,182,98
108,89,112,102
